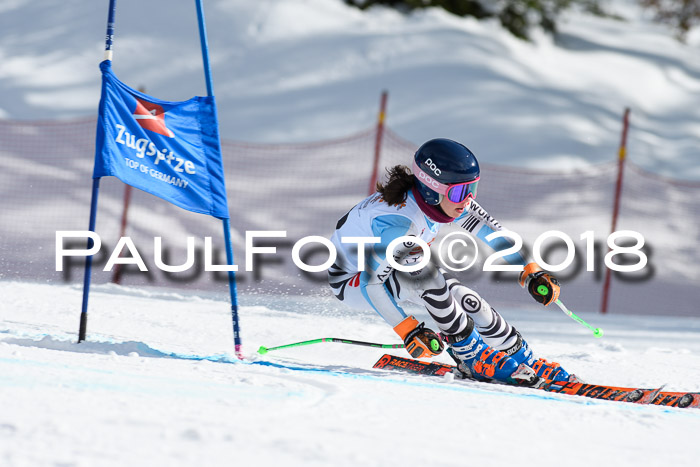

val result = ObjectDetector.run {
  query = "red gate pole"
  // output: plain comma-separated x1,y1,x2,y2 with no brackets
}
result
600,107,630,314
112,85,145,284
368,90,388,195
111,184,132,284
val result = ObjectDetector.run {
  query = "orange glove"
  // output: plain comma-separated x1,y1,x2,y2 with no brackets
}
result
519,263,560,306
394,316,444,359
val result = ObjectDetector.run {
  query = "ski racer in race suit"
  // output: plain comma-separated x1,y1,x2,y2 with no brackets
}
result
328,138,576,384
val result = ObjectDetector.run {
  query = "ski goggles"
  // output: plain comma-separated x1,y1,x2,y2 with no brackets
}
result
412,160,479,203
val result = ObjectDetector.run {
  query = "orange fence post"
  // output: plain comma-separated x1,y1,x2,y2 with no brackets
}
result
600,107,630,314
111,85,146,284
368,90,388,195
111,184,132,284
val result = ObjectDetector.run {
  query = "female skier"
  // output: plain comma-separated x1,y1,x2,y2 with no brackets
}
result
328,138,576,385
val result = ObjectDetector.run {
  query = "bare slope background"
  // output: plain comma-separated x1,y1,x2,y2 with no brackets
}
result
1,0,699,176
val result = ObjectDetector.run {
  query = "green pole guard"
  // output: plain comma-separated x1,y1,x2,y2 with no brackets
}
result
555,299,604,338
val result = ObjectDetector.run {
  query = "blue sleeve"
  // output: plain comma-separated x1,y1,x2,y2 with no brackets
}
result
356,214,413,327
367,214,413,269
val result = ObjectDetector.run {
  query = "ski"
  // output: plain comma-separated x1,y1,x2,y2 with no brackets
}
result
649,391,700,409
373,354,699,409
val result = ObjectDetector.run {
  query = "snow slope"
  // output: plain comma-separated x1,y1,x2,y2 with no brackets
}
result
0,0,699,178
2,281,700,467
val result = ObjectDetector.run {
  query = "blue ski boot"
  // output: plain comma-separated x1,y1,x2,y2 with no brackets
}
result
443,321,537,385
504,331,577,382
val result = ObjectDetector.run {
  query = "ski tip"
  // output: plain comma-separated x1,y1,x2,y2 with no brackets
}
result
257,346,269,355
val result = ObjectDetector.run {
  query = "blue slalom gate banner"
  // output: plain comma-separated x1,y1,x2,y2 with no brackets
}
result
93,60,229,219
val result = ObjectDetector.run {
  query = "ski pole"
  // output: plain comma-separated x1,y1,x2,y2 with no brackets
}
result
258,338,405,355
536,285,604,338
555,298,604,338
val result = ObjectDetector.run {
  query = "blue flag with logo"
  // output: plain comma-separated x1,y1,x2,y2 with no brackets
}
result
93,60,229,219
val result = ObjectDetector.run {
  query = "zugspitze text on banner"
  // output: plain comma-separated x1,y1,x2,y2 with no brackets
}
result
92,60,229,219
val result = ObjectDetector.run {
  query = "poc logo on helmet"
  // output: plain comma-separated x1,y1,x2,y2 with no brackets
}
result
424,158,441,176
418,171,441,190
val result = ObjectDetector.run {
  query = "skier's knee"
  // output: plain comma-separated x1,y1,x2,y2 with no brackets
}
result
453,288,485,314
414,263,446,291
394,263,446,299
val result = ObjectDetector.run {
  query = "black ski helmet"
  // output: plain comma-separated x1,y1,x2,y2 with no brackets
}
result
412,138,480,205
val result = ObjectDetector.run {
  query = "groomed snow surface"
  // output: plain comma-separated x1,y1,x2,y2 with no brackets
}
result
2,281,700,467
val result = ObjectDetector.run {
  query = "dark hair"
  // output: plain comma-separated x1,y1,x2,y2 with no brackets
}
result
376,165,414,205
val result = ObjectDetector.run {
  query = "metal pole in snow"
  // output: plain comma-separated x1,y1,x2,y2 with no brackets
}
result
195,0,243,359
79,0,117,342
78,179,101,342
